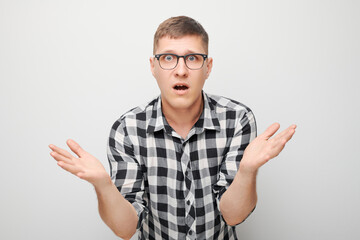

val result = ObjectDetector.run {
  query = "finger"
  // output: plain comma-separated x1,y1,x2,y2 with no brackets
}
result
57,161,82,175
273,124,296,141
49,144,74,159
76,172,86,179
284,128,296,142
66,139,86,158
261,123,280,140
271,128,296,155
50,151,74,165
280,127,296,142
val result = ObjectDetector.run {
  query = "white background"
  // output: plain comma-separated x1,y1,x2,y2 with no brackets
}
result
0,0,359,239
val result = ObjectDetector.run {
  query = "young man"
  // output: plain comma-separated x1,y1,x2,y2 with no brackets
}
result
49,16,296,240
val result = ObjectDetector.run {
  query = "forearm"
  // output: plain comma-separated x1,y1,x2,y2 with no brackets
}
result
94,177,138,240
219,163,258,226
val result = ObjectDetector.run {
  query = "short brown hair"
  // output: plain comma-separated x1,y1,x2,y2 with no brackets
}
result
153,16,209,54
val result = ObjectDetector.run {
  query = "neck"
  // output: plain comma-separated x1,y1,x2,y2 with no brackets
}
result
161,95,204,138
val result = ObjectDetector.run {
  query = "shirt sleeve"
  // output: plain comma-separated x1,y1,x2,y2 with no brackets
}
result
107,118,148,230
213,109,257,224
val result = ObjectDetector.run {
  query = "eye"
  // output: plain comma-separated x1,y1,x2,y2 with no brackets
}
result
187,55,198,62
164,55,174,62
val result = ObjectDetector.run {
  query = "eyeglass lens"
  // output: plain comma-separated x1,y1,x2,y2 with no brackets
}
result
158,54,205,70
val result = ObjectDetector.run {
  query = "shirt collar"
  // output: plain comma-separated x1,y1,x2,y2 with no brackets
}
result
147,91,221,134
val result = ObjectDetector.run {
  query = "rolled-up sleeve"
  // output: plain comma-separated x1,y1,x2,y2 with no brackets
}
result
107,118,148,229
213,110,257,223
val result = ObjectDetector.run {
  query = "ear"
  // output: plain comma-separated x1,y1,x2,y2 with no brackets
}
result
150,57,156,77
205,57,213,79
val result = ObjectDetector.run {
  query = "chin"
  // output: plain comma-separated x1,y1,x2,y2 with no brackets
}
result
162,90,202,111
169,98,194,110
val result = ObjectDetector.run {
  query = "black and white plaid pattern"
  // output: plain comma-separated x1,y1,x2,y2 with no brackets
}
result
107,91,257,240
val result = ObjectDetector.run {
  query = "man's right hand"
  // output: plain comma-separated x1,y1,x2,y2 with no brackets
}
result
49,139,110,188
49,139,138,239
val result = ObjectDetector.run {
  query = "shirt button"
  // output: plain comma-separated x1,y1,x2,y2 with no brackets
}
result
189,230,193,235
187,200,190,205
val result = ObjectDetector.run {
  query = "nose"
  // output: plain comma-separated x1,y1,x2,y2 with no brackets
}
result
174,57,189,77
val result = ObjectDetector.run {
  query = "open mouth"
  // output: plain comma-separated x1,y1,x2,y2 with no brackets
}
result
174,85,189,90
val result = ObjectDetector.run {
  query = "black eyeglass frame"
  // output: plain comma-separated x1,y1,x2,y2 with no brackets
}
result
154,53,208,70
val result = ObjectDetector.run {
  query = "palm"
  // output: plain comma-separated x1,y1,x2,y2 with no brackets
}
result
74,152,107,181
49,139,109,187
241,123,296,173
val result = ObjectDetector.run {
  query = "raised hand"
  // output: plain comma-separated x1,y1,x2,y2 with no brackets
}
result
240,123,297,174
49,139,110,188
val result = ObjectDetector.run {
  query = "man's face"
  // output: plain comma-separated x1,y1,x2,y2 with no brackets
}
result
150,35,213,111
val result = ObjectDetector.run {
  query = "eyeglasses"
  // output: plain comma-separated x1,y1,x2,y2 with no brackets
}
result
154,53,208,70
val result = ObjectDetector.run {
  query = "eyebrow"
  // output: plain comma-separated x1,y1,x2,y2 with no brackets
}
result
157,49,202,55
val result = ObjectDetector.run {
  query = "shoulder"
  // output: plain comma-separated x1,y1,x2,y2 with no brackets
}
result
121,97,158,120
205,92,253,115
111,96,159,131
205,92,257,135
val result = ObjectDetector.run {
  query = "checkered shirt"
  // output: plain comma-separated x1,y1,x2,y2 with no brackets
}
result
107,91,257,240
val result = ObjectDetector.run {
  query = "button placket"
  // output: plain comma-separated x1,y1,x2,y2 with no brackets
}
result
186,225,197,240
180,142,196,239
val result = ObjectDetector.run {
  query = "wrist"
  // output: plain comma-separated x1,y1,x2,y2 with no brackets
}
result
93,174,113,192
239,161,258,176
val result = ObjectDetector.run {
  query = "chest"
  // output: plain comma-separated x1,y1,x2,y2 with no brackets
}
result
135,132,228,191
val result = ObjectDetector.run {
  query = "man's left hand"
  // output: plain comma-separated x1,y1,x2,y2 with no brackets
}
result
240,123,297,174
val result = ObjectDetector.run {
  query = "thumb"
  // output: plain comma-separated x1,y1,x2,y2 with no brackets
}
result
67,139,86,158
261,123,280,140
